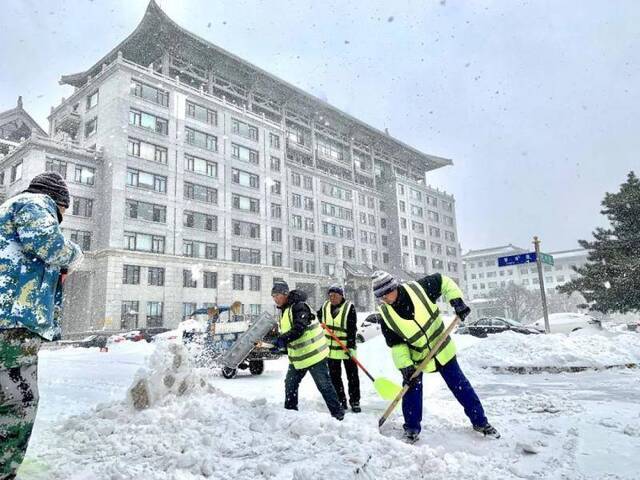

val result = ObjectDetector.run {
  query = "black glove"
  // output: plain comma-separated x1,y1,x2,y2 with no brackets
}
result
450,298,471,321
399,366,416,385
270,336,287,354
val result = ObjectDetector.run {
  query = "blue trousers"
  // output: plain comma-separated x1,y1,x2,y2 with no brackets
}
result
402,356,487,434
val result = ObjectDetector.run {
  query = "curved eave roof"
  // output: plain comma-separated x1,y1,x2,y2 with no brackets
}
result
61,0,452,171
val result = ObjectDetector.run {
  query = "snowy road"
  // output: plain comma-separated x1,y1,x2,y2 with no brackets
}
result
19,331,640,479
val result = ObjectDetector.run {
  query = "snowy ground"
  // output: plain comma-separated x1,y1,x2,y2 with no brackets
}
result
18,329,640,479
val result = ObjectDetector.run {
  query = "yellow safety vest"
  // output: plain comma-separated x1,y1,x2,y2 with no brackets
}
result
280,304,328,370
322,300,352,360
378,281,456,373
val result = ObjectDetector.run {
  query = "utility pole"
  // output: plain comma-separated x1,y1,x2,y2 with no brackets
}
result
533,236,550,333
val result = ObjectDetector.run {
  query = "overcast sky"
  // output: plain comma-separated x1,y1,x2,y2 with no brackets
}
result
1,0,638,253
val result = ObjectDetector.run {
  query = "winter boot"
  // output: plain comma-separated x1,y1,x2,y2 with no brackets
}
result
403,430,420,444
333,412,345,421
351,403,361,413
473,423,501,439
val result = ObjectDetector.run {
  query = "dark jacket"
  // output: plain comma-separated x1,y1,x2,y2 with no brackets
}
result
380,273,446,348
316,299,358,349
277,289,315,345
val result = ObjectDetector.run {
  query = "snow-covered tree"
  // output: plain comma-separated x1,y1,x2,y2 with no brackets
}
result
558,171,640,314
488,282,541,321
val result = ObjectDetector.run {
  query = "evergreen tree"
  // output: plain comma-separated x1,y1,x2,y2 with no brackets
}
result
558,171,640,313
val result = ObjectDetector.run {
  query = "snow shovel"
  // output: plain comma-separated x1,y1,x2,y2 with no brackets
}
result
378,316,461,430
320,323,402,401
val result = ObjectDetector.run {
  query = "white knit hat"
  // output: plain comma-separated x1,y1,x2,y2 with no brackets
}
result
371,270,399,298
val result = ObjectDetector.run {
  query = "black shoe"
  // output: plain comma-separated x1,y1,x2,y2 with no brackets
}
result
333,413,345,421
340,401,348,410
351,404,361,413
403,431,420,444
473,423,501,438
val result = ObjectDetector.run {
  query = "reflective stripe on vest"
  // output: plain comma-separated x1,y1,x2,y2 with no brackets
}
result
322,300,351,360
378,281,456,372
280,305,329,369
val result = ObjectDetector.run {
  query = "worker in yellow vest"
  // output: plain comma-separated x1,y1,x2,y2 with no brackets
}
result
317,285,361,413
271,281,345,420
372,270,500,443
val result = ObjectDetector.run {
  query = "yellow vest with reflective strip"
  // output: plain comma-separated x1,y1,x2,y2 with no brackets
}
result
322,300,352,360
378,281,456,373
280,304,328,369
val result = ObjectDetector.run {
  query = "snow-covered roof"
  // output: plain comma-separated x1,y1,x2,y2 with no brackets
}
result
462,244,526,260
547,248,588,261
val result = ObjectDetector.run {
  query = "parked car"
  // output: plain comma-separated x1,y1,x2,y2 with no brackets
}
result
356,313,382,343
529,312,602,333
456,317,541,338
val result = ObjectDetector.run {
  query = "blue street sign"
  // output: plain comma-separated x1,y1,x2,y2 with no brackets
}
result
497,252,537,267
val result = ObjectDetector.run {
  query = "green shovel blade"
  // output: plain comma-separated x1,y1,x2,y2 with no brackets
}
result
373,377,403,400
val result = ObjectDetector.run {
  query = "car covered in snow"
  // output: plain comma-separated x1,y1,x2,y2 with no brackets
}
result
356,313,382,343
529,312,602,333
456,317,541,338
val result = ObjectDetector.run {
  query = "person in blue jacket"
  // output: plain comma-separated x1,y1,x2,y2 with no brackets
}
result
0,172,83,479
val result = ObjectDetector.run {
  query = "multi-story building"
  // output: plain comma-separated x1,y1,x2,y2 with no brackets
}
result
0,1,462,334
462,244,588,317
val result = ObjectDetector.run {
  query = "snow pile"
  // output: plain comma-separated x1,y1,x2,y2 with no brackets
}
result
127,342,211,410
461,329,640,368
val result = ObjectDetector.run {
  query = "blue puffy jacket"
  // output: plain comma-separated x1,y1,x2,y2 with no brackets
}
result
0,192,82,340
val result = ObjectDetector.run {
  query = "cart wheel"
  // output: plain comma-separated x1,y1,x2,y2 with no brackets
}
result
249,360,264,375
222,367,237,379
356,334,365,343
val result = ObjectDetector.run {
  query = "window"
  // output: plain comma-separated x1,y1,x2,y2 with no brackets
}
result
232,168,259,189
321,182,352,201
269,133,280,149
123,265,140,285
317,137,345,162
291,172,301,186
121,301,139,329
183,210,217,231
10,162,22,183
86,91,98,110
445,231,456,242
321,202,353,221
293,236,303,251
0,171,4,185
272,251,283,267
432,258,444,269
182,240,217,259
342,246,354,259
185,127,217,151
446,246,457,256
233,274,245,290
270,156,281,171
383,253,389,264
401,218,407,229
128,138,168,164
232,143,259,164
182,303,197,319
303,176,313,190
84,117,97,138
270,203,282,219
398,184,405,195
293,259,304,272
443,215,454,226
291,194,302,208
323,243,336,256
72,165,95,186
412,221,425,234
399,200,406,213
304,197,314,211
146,302,164,327
381,235,388,247
186,100,217,125
232,220,261,239
124,232,165,253
184,182,217,204
46,158,67,178
431,242,443,255
72,197,93,217
324,263,335,276
271,180,282,195
448,262,459,273
414,238,426,250
304,217,314,232
131,80,169,107
322,222,353,239
415,255,427,268
127,168,167,193
184,154,217,177
429,226,441,238
411,205,423,217
232,193,260,213
402,235,408,247
271,227,282,243
410,188,422,202
249,275,261,291
368,214,375,226
428,210,440,222
148,267,165,286
291,214,303,229
232,247,261,264
126,199,166,223
183,269,197,288
232,118,259,141
305,261,316,274
67,229,92,251
129,109,168,135
305,239,315,253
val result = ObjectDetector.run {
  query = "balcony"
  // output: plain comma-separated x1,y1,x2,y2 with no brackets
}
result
55,106,81,137
286,138,312,154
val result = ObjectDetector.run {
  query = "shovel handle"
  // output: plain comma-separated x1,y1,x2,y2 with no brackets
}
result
320,323,376,383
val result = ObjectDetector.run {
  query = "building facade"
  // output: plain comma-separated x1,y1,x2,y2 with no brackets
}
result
0,1,462,334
